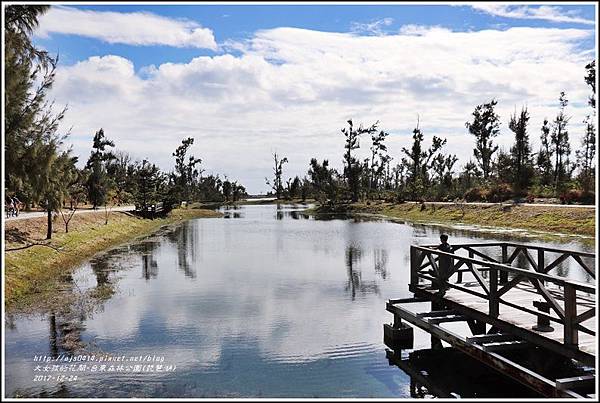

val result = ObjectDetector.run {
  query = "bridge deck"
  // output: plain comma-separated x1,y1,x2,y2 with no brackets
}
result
385,242,596,398
420,281,596,356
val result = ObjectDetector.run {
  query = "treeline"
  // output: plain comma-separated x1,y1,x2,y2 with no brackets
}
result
4,6,247,239
269,64,596,206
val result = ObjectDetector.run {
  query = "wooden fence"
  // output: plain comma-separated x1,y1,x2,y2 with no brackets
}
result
410,242,595,348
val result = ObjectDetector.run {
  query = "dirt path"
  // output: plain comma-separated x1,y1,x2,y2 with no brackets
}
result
5,205,135,221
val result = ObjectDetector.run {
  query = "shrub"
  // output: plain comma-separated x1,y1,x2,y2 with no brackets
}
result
560,189,595,205
486,183,513,203
464,187,487,202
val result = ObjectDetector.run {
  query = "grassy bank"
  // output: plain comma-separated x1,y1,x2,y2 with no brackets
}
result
312,202,595,238
4,207,221,310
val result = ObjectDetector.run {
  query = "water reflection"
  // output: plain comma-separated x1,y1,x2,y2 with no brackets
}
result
48,311,85,357
374,249,388,280
223,205,244,219
344,244,379,300
90,258,112,287
4,204,594,398
176,223,197,278
276,209,310,220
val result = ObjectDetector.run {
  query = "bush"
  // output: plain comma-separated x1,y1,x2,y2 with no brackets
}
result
486,183,513,203
560,189,595,205
464,187,487,202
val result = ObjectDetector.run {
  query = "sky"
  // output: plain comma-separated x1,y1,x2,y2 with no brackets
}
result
27,2,598,194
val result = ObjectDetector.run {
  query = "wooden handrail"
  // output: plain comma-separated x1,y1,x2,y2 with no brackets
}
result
413,246,595,293
420,242,595,258
410,243,596,350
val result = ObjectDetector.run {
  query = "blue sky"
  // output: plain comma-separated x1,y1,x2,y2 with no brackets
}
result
31,3,597,193
36,4,596,68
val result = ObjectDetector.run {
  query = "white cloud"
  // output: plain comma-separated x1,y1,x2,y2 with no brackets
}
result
36,6,217,49
469,4,595,25
50,26,595,193
350,18,394,35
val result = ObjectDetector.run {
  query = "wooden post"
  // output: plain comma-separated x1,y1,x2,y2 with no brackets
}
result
489,265,499,318
564,284,578,347
537,249,545,273
410,246,419,287
500,244,508,284
431,300,444,349
393,313,401,329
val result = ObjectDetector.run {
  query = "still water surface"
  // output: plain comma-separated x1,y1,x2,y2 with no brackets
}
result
4,204,594,397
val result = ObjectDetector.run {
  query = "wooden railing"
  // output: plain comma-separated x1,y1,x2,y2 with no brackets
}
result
410,242,595,348
134,202,164,218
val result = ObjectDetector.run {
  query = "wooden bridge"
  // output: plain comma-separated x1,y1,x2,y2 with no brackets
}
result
134,201,164,218
384,242,596,398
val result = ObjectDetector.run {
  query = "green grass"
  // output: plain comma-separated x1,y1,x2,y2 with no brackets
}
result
312,202,595,238
4,207,221,310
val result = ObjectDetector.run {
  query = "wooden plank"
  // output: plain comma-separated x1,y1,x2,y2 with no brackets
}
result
413,246,594,292
555,375,595,391
417,310,457,318
504,242,595,258
466,333,519,344
572,254,595,279
482,340,530,352
575,308,595,324
468,262,490,295
463,246,501,263
427,315,468,324
410,285,596,364
542,253,570,274
388,302,581,398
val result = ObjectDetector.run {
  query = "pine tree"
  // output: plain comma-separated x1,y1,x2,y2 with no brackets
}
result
341,119,378,202
171,137,202,202
550,92,571,192
401,120,446,200
85,129,116,208
508,106,533,193
134,159,162,212
265,152,288,199
465,99,501,181
369,129,389,196
535,119,553,186
577,61,596,195
5,5,68,209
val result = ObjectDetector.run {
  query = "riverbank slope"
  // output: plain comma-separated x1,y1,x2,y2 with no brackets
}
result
4,207,221,309
312,202,595,238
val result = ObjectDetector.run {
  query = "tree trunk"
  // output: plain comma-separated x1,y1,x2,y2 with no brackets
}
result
46,209,52,240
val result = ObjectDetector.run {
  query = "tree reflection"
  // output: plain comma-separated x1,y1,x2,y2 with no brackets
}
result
49,312,59,359
176,222,197,279
344,244,379,299
48,311,85,358
128,240,160,281
374,249,389,279
90,258,111,287
141,242,159,280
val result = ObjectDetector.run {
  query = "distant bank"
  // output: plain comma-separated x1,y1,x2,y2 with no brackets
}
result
310,201,595,238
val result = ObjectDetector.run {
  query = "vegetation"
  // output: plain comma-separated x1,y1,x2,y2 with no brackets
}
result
311,202,595,238
5,207,221,309
4,5,248,243
286,73,595,206
3,5,596,245
261,60,594,208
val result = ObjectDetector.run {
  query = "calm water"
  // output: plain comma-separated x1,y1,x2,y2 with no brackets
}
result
4,204,594,398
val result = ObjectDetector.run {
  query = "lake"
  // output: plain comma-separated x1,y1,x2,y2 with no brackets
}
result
4,203,594,398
